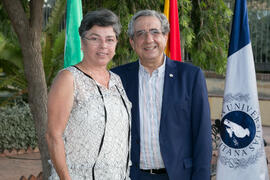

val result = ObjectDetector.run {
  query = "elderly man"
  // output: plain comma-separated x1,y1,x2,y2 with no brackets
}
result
112,10,212,180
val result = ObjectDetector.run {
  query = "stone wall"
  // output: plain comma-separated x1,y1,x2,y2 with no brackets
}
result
205,71,270,126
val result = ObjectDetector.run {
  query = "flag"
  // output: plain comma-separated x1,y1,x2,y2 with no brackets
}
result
164,0,170,56
64,0,83,68
163,0,182,61
216,0,269,180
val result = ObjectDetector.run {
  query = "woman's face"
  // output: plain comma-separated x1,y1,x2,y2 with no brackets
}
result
81,25,117,67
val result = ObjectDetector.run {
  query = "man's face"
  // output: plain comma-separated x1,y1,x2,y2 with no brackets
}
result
130,16,168,64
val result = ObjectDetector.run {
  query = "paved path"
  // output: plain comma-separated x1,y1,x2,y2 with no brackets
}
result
1,126,270,180
0,152,42,180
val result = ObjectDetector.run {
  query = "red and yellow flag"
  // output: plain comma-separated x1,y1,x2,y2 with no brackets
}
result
164,0,182,61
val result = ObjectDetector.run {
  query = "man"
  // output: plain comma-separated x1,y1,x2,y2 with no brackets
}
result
112,10,212,180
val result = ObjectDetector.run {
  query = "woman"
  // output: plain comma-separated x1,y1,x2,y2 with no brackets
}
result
46,9,131,180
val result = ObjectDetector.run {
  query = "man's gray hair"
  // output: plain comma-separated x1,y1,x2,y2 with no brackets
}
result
127,9,170,39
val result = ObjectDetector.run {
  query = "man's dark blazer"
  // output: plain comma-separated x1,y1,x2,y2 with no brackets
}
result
112,56,212,180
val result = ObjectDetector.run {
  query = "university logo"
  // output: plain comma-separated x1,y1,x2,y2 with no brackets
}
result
218,93,264,169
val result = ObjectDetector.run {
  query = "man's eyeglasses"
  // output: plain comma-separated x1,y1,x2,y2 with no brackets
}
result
83,36,117,46
134,29,162,39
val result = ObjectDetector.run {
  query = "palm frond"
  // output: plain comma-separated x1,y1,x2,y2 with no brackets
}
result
45,0,66,36
45,30,65,86
0,33,23,71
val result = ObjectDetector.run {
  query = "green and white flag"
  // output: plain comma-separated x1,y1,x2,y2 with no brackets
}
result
64,0,83,68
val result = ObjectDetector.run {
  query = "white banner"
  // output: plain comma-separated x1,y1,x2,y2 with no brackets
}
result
216,0,269,179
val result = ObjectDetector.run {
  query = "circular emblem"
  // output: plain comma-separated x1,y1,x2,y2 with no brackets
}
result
220,111,255,149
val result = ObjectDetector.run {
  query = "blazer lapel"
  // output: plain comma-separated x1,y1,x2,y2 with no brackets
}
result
160,57,177,123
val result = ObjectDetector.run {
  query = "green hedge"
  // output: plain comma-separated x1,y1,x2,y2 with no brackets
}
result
0,100,38,152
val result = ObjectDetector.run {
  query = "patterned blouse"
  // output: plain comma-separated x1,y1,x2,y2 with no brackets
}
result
49,66,131,180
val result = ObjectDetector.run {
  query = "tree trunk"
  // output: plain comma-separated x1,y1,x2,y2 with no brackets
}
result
2,0,50,178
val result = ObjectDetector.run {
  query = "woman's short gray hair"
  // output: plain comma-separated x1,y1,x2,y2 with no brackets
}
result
127,9,170,39
79,9,121,39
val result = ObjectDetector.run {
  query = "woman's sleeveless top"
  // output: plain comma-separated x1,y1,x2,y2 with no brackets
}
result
49,66,132,180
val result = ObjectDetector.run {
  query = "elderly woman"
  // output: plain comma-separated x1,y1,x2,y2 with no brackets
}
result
46,9,131,180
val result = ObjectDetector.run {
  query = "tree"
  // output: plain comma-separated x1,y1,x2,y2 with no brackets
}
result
1,0,50,178
190,0,232,74
0,0,66,105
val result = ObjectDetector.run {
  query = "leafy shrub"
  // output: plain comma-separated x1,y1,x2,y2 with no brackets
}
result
0,99,37,152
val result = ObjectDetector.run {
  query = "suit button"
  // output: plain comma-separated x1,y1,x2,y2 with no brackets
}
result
136,140,139,144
